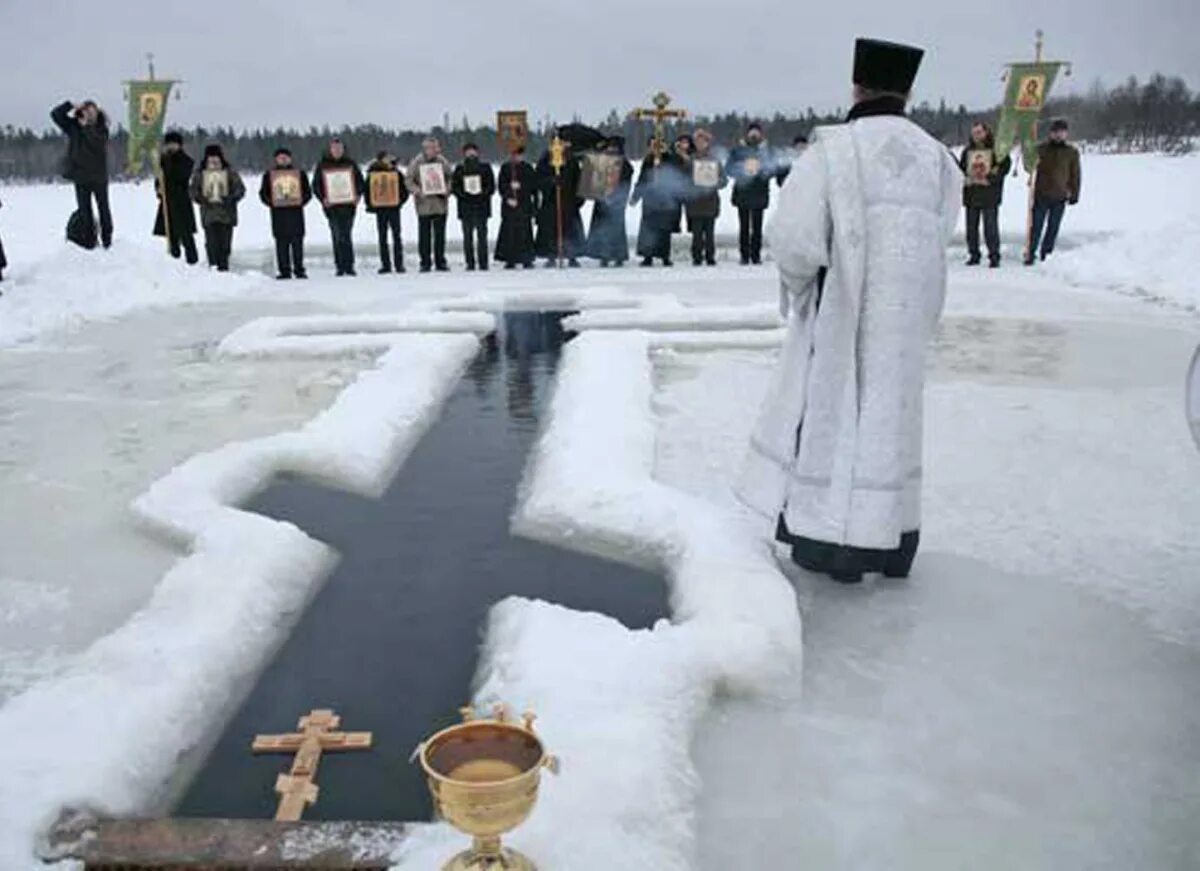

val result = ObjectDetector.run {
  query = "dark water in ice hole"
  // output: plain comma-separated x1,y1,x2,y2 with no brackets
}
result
175,311,668,822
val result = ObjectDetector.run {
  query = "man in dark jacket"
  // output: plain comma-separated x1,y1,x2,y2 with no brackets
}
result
495,147,538,269
959,122,1011,267
51,99,113,249
188,144,245,272
259,147,312,279
683,128,728,266
313,138,365,276
725,122,774,264
364,151,409,274
153,131,198,264
775,134,810,187
1027,118,1082,265
452,143,496,271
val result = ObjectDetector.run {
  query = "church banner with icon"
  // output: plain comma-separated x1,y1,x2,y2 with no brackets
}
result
126,79,176,175
995,61,1064,171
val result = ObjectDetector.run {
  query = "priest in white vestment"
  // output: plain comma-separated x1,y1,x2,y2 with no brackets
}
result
736,38,962,583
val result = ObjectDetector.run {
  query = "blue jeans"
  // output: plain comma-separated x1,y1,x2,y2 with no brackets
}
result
1030,197,1067,259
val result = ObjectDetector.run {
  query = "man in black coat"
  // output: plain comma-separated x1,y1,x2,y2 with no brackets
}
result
313,138,365,276
452,143,496,271
364,151,409,274
153,131,199,264
725,122,775,265
259,147,312,279
51,99,113,249
495,147,538,269
959,121,1011,267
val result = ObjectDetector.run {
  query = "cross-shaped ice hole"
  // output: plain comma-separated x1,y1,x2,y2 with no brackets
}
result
175,311,669,823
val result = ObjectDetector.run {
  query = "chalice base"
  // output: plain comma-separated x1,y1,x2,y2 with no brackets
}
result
443,845,537,870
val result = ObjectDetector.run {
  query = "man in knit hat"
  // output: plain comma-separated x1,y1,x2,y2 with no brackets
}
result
737,38,961,585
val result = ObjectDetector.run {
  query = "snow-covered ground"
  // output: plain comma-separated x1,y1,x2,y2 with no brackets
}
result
0,152,1198,868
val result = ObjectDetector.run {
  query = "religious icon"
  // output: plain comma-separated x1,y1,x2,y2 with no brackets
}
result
578,152,619,201
419,162,448,197
138,91,164,125
368,170,401,208
497,110,529,155
967,150,994,185
693,159,720,189
202,169,228,204
322,166,357,206
743,156,762,178
1016,73,1046,110
463,174,483,196
269,169,303,207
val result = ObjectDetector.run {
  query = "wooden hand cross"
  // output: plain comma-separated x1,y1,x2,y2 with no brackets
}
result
252,708,372,821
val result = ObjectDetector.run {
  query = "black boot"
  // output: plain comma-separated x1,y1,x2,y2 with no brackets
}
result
966,254,981,266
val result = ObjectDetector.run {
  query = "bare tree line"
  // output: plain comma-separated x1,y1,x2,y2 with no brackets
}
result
0,74,1195,181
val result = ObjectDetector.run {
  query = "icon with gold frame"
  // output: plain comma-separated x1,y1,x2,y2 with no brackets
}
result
269,168,304,208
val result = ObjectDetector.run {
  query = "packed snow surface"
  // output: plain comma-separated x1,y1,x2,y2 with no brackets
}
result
0,151,1197,869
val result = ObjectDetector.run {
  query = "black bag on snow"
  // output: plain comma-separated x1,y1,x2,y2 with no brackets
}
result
66,209,97,250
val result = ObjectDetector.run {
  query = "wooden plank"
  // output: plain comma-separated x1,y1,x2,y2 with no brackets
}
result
44,816,407,869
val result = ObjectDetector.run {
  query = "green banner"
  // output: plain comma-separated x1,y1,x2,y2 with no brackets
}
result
995,62,1064,172
125,79,175,175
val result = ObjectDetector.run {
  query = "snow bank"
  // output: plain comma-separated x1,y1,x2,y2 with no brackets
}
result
0,333,482,868
992,153,1200,310
0,242,266,348
390,331,801,870
565,302,782,332
219,311,495,358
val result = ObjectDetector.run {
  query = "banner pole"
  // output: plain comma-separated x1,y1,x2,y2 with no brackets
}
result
152,148,172,253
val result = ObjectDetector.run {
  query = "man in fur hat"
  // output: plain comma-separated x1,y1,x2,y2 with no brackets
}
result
736,38,961,584
1027,118,1081,265
725,122,776,264
153,131,199,264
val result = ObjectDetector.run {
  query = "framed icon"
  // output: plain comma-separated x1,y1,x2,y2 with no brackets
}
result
967,150,993,185
269,169,303,207
693,159,720,189
202,169,228,204
743,156,762,178
462,174,483,196
1016,74,1046,110
419,162,448,197
368,170,401,208
497,109,529,155
322,166,357,206
139,92,164,125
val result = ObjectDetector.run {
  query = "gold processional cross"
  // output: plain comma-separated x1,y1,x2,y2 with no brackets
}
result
629,91,688,164
252,708,373,821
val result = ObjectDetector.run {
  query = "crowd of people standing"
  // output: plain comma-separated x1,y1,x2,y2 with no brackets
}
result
0,98,1081,288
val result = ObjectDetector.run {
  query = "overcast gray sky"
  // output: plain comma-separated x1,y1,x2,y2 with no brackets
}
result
2,0,1197,132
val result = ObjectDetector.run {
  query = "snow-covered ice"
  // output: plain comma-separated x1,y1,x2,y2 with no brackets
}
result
0,151,1197,869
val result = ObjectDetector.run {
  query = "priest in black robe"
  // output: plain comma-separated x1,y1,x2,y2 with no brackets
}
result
495,146,538,269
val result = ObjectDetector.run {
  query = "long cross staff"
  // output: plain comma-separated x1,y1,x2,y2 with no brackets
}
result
549,135,567,268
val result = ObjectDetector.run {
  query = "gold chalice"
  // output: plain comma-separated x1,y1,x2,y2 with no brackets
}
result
418,705,559,870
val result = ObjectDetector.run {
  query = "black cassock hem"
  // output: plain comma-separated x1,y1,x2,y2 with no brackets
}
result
775,515,920,578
